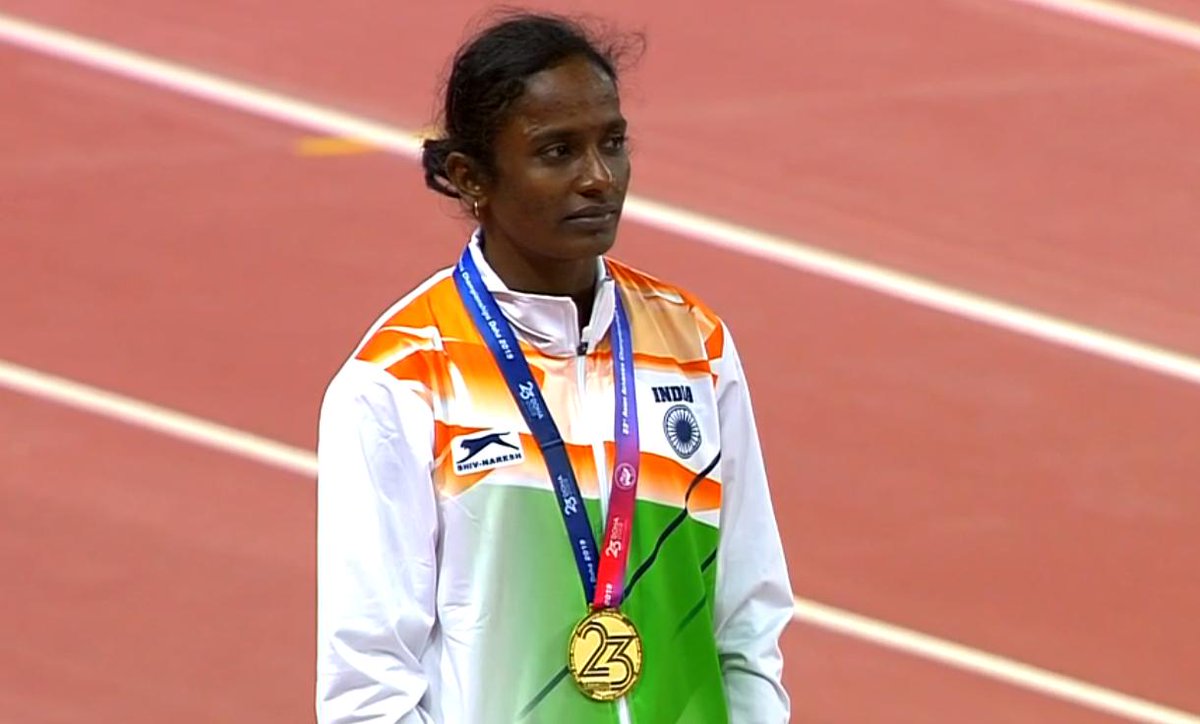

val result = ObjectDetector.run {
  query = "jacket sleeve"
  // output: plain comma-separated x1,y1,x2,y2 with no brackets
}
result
711,324,793,722
316,360,440,723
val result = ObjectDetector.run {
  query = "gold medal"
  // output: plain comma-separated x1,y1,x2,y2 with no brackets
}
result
566,605,643,701
567,608,643,701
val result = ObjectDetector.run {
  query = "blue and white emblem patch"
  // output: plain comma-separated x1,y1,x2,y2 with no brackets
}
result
662,404,701,459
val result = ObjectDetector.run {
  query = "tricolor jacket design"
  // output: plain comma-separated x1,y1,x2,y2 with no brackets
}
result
317,236,792,723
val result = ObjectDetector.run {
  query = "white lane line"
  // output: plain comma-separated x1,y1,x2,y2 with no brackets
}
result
0,360,316,477
795,599,1200,724
623,198,1200,386
0,13,422,157
1001,0,1200,53
2,13,1200,389
3,357,1198,723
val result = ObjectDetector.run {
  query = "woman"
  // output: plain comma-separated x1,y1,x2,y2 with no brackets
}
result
317,13,792,723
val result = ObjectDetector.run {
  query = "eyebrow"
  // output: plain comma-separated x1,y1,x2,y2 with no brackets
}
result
525,117,628,144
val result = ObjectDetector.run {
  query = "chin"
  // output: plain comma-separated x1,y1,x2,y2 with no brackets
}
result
566,229,618,258
558,222,620,258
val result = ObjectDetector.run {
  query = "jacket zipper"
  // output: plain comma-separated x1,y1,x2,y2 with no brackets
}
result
576,341,609,519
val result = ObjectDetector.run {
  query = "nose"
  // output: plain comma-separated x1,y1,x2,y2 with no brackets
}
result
577,146,614,195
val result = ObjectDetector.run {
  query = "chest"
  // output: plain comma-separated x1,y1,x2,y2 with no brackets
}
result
433,348,723,506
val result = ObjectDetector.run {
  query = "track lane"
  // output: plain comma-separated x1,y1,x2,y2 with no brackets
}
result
785,623,1136,724
2,1,1199,356
0,391,313,724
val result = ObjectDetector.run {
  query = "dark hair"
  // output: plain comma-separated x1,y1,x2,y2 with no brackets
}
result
422,11,642,199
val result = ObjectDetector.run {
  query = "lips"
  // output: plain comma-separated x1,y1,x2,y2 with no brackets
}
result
564,203,619,221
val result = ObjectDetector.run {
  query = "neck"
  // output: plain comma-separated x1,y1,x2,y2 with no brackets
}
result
572,288,595,333
480,236,598,329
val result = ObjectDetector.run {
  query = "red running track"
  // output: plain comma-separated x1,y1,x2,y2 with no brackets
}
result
3,1,1199,722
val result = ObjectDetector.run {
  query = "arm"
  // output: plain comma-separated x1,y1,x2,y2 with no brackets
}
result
316,360,440,723
711,324,793,723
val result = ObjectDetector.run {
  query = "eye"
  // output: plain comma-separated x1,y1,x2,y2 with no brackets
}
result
603,134,628,153
539,143,572,160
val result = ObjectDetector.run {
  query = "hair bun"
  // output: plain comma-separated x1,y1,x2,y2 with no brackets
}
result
421,137,461,199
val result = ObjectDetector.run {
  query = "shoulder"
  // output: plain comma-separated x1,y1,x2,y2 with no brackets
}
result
347,266,461,371
321,265,463,424
606,257,729,360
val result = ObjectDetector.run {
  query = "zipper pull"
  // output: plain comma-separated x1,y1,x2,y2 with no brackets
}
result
576,340,588,356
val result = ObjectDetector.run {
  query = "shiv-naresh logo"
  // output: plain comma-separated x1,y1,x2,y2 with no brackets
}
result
451,430,525,475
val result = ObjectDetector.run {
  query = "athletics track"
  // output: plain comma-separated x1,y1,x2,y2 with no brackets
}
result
2,1,1199,721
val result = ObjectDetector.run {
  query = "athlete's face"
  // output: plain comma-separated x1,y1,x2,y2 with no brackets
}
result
479,55,631,265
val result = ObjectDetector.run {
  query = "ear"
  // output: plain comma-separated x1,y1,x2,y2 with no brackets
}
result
445,151,489,207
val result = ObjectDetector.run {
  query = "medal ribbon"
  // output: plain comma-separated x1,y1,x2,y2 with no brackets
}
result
454,246,639,610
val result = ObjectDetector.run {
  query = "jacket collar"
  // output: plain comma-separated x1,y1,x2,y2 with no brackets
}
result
468,231,615,358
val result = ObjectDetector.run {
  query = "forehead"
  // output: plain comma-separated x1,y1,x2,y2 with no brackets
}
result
506,55,623,136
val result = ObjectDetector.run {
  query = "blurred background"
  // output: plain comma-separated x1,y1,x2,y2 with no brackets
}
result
3,1,1199,721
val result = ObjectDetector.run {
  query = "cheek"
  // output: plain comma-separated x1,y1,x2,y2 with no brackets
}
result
599,153,631,195
493,171,564,221
614,157,632,190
